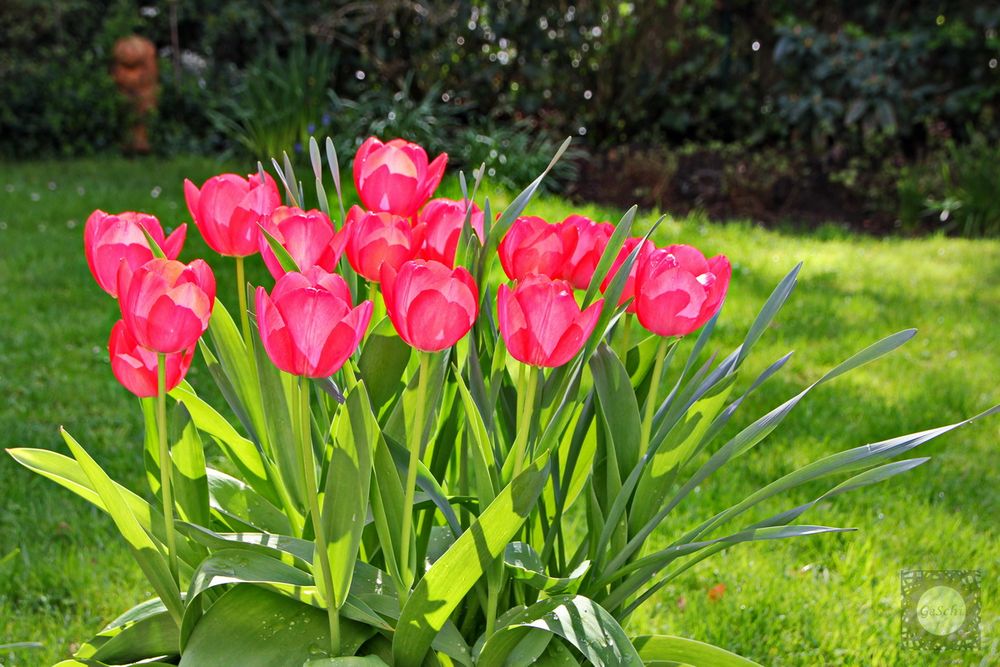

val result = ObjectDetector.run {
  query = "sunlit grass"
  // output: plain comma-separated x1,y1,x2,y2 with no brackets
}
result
1,157,997,666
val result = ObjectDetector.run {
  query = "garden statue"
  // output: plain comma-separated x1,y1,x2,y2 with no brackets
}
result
111,35,158,154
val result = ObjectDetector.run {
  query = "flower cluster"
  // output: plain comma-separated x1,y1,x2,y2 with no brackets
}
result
87,137,730,393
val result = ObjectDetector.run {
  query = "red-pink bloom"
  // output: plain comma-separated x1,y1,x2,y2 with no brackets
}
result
184,172,281,256
634,245,731,337
108,320,193,397
258,206,347,279
600,237,655,313
381,260,479,352
255,268,372,378
118,258,216,354
418,198,485,267
353,137,447,218
497,275,603,367
84,210,186,297
498,216,566,281
559,214,614,290
344,205,424,282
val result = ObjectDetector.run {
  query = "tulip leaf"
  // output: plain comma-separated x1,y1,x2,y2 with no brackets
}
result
476,595,640,667
206,468,290,534
453,367,499,504
59,429,183,624
258,225,301,274
75,600,178,664
179,585,373,666
632,635,761,666
392,458,549,666
590,343,642,476
323,381,378,608
358,317,412,418
735,262,801,367
171,385,276,506
582,205,636,305
5,447,200,567
138,225,167,259
169,403,211,527
503,542,590,594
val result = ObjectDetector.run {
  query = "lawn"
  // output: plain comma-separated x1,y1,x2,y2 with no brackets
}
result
0,156,997,667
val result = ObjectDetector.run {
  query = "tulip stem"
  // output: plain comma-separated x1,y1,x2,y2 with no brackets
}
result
235,256,252,347
298,377,340,656
511,365,539,478
639,337,670,456
399,351,431,606
156,354,179,591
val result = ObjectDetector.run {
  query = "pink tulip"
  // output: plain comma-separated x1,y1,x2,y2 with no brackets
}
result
184,172,281,257
559,214,614,290
353,137,447,218
381,260,479,352
344,205,424,282
418,198,485,268
497,275,603,367
634,245,731,337
498,216,566,281
258,206,347,279
255,267,372,378
118,258,217,354
108,320,193,397
600,237,655,313
84,210,186,297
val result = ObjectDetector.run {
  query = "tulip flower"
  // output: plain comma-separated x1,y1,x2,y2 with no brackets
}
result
498,216,566,281
258,206,347,279
108,320,194,398
559,214,614,290
600,237,655,313
118,258,217,354
353,137,447,218
344,205,424,282
381,260,479,352
184,172,281,257
255,267,372,378
84,210,186,297
418,198,485,267
633,245,732,337
498,275,603,367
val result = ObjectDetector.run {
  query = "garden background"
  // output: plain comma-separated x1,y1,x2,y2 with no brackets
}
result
1,1,998,665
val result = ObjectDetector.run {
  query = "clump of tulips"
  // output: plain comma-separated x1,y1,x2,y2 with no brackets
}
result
11,135,996,667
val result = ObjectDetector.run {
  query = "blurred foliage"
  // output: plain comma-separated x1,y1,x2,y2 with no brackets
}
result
2,0,998,231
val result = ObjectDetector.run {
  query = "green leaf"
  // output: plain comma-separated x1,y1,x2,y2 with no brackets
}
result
582,205,636,305
207,469,291,534
503,542,590,594
180,585,373,666
59,429,183,624
75,599,178,664
259,225,301,273
476,595,641,667
735,263,801,367
590,343,642,475
172,385,275,505
323,382,378,608
358,317,412,418
305,658,389,666
6,448,200,567
633,634,761,666
392,459,549,666
170,404,210,526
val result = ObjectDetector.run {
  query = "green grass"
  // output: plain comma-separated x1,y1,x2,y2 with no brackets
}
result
1,157,997,666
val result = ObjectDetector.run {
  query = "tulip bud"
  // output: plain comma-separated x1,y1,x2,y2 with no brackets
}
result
497,275,603,367
381,260,479,352
559,214,614,290
353,137,447,218
344,206,424,282
108,320,193,397
184,172,281,257
84,210,186,297
634,245,731,337
498,216,566,281
418,198,485,268
255,267,372,378
258,206,347,279
118,257,216,354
